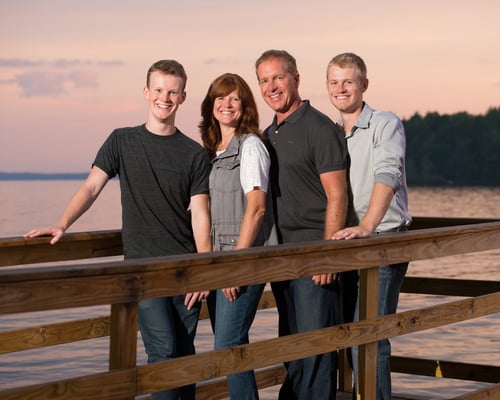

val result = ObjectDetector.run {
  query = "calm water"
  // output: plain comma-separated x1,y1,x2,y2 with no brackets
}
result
0,182,499,398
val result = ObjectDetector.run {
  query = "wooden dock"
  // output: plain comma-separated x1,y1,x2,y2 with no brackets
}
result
0,216,499,400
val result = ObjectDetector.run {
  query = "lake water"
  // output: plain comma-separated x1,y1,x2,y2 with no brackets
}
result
0,181,499,398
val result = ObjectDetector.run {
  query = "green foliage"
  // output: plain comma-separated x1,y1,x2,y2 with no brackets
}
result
404,107,500,186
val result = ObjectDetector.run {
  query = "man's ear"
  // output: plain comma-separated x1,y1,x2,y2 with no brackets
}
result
295,73,300,88
362,78,369,92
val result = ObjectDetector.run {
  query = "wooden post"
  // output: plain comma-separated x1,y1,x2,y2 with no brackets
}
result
338,348,353,392
109,302,138,398
357,267,379,400
110,302,138,369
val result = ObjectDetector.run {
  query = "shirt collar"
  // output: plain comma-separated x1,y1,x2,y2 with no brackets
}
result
342,102,374,138
271,100,310,128
355,102,374,129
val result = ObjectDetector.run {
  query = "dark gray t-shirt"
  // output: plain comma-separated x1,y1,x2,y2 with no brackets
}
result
93,124,211,259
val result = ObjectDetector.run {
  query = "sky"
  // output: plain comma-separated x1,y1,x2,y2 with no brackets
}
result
1,0,499,173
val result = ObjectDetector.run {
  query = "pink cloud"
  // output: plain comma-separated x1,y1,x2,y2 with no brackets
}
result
17,71,67,97
67,70,99,89
0,58,123,97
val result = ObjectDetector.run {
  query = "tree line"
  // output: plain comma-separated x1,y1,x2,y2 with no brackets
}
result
403,107,500,187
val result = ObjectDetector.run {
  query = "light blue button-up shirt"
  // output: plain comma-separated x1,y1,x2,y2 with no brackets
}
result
341,103,412,232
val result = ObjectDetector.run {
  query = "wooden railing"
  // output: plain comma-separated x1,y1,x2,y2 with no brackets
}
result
0,217,499,400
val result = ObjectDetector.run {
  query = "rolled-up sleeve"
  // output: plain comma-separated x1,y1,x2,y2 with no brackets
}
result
240,135,271,194
374,117,406,191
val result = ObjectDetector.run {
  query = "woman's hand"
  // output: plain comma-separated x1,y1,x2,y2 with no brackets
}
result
222,287,241,301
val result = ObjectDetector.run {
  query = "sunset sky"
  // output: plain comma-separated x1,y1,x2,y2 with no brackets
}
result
1,0,499,173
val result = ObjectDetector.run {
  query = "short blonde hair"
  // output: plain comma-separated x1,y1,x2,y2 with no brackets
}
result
327,52,367,80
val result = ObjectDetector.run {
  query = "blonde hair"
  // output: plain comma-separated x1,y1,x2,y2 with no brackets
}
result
327,52,367,80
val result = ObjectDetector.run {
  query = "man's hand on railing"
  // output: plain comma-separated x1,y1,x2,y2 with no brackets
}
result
332,225,372,240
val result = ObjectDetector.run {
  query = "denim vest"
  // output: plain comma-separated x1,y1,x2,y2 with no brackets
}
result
209,134,278,251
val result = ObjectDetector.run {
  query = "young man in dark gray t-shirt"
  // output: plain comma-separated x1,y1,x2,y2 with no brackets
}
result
25,60,212,400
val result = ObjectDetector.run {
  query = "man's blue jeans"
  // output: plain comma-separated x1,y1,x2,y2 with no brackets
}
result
272,277,340,400
211,283,265,400
351,262,408,400
138,295,200,400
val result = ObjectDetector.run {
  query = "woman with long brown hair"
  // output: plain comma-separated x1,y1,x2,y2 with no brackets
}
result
199,73,277,400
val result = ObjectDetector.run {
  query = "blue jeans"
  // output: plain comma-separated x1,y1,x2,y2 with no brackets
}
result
138,295,200,400
272,277,340,400
351,262,408,400
209,284,265,400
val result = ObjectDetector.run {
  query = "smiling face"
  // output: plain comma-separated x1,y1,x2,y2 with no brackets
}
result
326,64,368,115
144,71,186,126
213,89,243,129
257,57,301,121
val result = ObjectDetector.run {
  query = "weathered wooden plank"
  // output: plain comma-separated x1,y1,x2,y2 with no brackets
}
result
1,217,496,268
3,222,500,282
0,230,123,267
390,356,500,383
0,273,145,314
357,267,379,400
2,222,499,314
0,291,276,354
338,348,353,392
134,293,500,394
0,369,136,400
0,271,496,354
402,277,500,296
1,221,498,400
0,316,110,354
1,217,495,268
452,383,500,400
409,217,499,230
1,292,497,399
109,302,137,371
196,365,286,400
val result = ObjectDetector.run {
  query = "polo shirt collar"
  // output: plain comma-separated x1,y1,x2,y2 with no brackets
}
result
272,100,310,127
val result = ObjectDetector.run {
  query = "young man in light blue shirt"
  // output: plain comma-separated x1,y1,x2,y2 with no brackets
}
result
326,52,412,400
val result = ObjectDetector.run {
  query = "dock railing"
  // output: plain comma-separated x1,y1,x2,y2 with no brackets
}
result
0,217,499,400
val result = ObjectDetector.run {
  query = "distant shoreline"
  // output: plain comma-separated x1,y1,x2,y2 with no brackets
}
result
0,172,88,180
1,172,499,187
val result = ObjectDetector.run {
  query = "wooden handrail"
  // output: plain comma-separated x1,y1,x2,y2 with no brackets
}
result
2,222,500,313
0,229,123,267
1,216,497,268
1,219,499,400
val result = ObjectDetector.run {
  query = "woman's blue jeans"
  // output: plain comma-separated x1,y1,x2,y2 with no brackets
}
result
138,295,200,400
209,283,265,400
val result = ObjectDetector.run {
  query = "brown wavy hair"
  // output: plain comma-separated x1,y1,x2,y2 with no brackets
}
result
199,73,262,158
146,60,187,90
